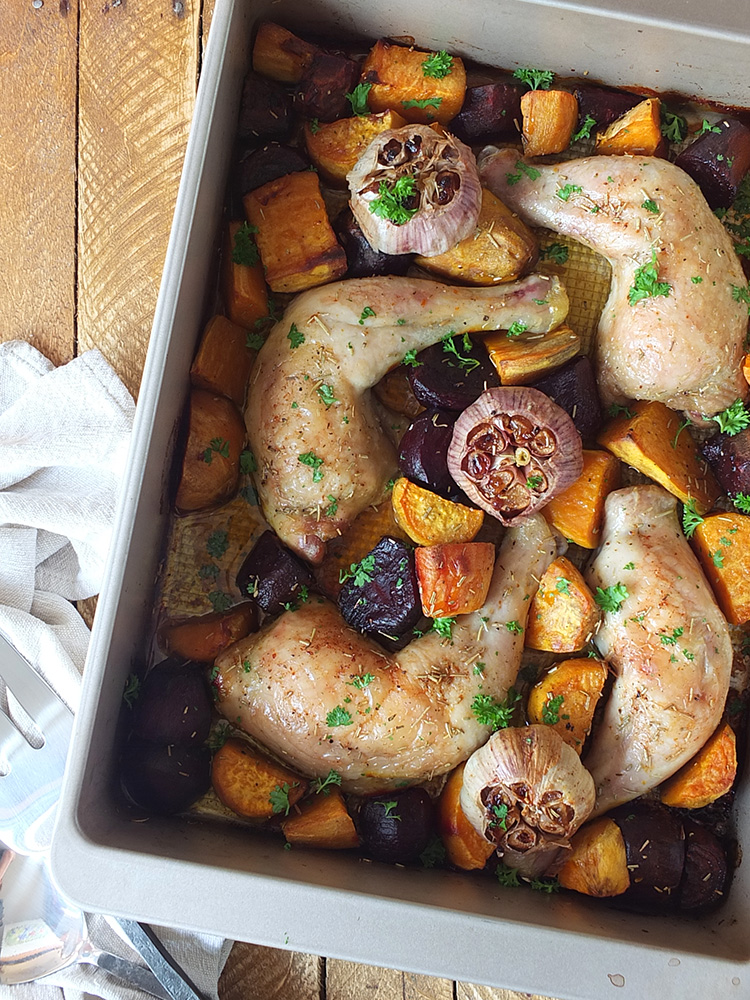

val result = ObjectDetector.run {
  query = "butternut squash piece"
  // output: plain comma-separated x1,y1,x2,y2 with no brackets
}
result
414,188,538,285
482,323,580,385
252,22,319,84
244,171,347,293
437,763,495,870
415,542,495,617
525,557,601,654
392,477,484,546
160,603,258,663
361,39,466,125
691,511,750,623
557,817,630,897
526,656,608,753
520,89,578,157
281,788,360,849
595,97,667,156
175,389,246,513
223,222,269,330
543,449,621,548
743,354,750,389
597,400,720,514
660,722,737,809
304,110,407,186
211,738,308,820
190,314,257,408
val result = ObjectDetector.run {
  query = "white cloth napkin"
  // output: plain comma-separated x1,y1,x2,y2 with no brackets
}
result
0,341,231,1000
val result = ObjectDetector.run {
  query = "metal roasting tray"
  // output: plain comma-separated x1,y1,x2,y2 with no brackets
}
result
53,1,750,997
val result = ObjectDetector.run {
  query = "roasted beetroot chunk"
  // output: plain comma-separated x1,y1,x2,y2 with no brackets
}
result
447,386,583,525
238,72,293,142
398,409,457,497
573,85,641,132
675,118,750,208
130,658,212,746
120,739,212,815
678,818,729,912
337,536,422,649
530,356,603,444
357,788,435,863
296,52,359,122
612,802,686,912
702,428,750,497
236,530,314,616
236,142,309,198
334,208,413,278
408,334,500,411
450,83,522,143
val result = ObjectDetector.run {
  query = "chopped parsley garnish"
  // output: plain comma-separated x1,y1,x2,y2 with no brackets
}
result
506,159,541,185
231,221,260,266
369,175,419,226
382,800,401,820
359,306,376,324
441,332,480,372
489,803,509,830
122,673,140,708
642,198,660,214
240,449,257,474
661,108,687,143
473,662,485,676
624,562,635,571
207,529,229,558
317,383,338,407
208,590,232,612
628,250,672,305
660,626,684,646
309,118,321,134
401,97,443,110
712,399,750,436
495,863,520,888
206,722,231,751
512,67,554,91
402,348,422,367
339,553,377,587
311,770,342,795
572,114,597,143
326,705,353,727
325,495,338,516
269,782,296,816
691,275,703,284
283,585,309,612
526,474,543,489
507,320,527,338
505,619,524,634
607,402,633,418
713,549,725,568
420,835,447,868
422,50,454,78
350,672,375,690
595,583,629,613
496,863,558,892
555,577,571,595
731,283,750,314
346,81,372,116
298,451,324,482
697,119,722,137
732,492,750,513
246,331,265,351
287,323,304,348
203,437,230,463
471,687,521,730
671,417,691,448
541,693,567,725
556,183,582,202
539,242,569,264
432,616,456,638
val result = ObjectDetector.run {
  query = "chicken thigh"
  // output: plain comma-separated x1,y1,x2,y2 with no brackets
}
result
214,514,556,793
246,274,568,562
584,485,732,816
479,149,748,415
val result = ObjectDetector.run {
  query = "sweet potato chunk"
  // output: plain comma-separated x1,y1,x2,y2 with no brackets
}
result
520,89,578,157
414,188,538,285
482,323,580,385
691,511,750,624
304,110,407,186
543,449,621,548
281,788,360,849
595,97,666,156
660,722,737,809
415,542,495,618
557,817,630,897
392,477,484,546
211,738,308,820
190,314,257,408
175,389,246,513
252,22,319,84
244,171,347,293
525,557,601,654
437,763,495,870
526,656,608,752
361,39,466,125
160,603,258,663
372,365,424,417
223,222,269,330
597,400,720,514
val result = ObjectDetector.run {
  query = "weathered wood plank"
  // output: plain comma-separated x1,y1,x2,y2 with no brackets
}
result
0,1,77,366
456,982,557,1000
218,942,323,1000
326,957,454,1000
77,0,201,397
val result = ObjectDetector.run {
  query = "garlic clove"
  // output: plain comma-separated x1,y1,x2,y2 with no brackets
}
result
460,724,595,877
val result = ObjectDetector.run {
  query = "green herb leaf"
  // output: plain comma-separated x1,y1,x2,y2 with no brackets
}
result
349,672,376,690
369,175,419,226
507,320,527,338
422,50,454,78
556,183,582,202
572,114,596,142
309,118,321,134
681,497,704,538
325,495,338,516
505,619,524,634
607,402,633,418
541,693,565,725
496,862,521,888
512,67,554,91
346,82,372,116
122,673,140,708
287,323,304,348
246,331,265,351
311,769,342,795
624,562,635,570
402,348,422,367
298,451,324,482
431,616,456,638
642,198,660,214
732,492,750,513
401,97,443,110
206,721,232,751
731,283,750,314
282,584,310,612
471,687,521,730
539,242,569,264
240,449,257,475
526,474,543,490
317,383,338,407
269,782,295,816
697,119,722,137
712,398,750,436
359,305,376,324
555,577,571,595
420,834,447,868
441,333,480,372
691,275,703,284
326,705,353,727
202,437,230,463
231,221,260,266
660,626,684,646
713,548,725,568
489,803,509,830
671,417,691,448
628,250,672,305
339,553,377,587
594,583,629,613
661,108,687,143
382,800,401,819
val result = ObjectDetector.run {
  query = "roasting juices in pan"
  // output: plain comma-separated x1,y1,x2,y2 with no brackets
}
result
119,22,750,915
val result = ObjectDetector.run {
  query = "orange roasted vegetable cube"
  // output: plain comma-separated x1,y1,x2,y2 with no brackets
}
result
482,323,580,385
660,722,737,809
175,389,246,514
526,657,609,753
211,738,308,821
525,556,601,653
415,542,495,618
558,817,630,897
190,314,257,408
281,788,360,849
543,449,621,548
223,221,269,330
437,763,495,870
392,477,484,546
361,39,466,125
520,89,578,157
691,511,750,623
252,22,319,83
304,110,407,186
160,603,258,663
595,97,667,157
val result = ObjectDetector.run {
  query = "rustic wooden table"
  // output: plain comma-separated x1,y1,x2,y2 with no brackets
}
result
1,2,555,997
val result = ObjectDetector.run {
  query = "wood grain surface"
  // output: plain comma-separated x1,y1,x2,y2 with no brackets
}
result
0,2,557,997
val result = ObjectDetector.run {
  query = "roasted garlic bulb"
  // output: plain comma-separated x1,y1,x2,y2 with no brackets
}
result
460,725,595,877
347,125,482,256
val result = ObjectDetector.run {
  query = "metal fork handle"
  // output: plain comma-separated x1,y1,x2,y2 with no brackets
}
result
113,919,209,1000
81,949,175,1000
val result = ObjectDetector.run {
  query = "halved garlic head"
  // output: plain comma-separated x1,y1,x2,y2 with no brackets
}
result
347,125,482,257
460,725,595,877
